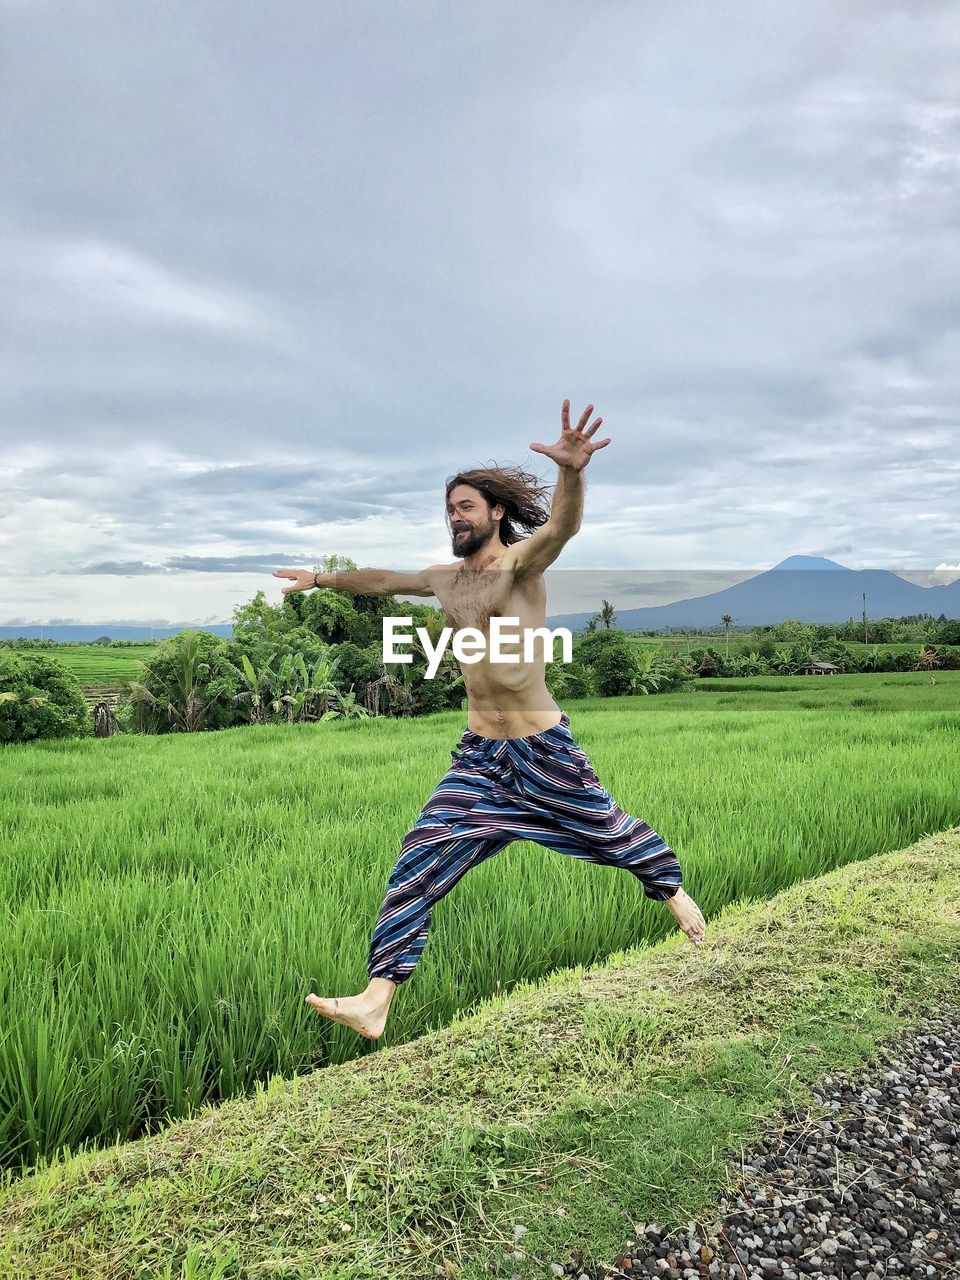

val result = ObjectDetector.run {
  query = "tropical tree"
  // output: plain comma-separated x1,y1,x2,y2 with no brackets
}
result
690,646,721,677
862,644,886,673
405,614,465,714
232,650,345,724
629,645,668,694
721,613,733,658
231,589,313,666
774,642,815,675
586,631,634,696
280,651,343,722
814,640,849,670
321,685,372,721
740,651,771,676
545,651,594,700
915,645,942,672
123,629,242,733
235,653,273,725
362,663,418,717
629,645,693,694
599,600,618,630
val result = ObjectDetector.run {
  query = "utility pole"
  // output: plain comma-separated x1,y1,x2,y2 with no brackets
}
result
862,592,868,645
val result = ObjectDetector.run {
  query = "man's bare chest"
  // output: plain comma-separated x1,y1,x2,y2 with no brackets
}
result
434,561,535,633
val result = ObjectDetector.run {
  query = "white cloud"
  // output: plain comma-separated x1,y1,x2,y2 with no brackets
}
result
39,236,276,332
1,0,959,623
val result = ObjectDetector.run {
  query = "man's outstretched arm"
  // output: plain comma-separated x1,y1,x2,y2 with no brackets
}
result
273,566,440,597
509,398,610,576
549,463,585,533
507,466,583,577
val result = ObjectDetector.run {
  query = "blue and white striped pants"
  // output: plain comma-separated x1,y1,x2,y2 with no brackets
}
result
367,709,682,984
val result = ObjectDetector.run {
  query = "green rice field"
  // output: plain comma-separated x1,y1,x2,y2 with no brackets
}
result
3,644,157,684
1,671,958,1177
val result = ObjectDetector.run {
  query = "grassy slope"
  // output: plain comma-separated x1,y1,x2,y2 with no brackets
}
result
1,827,958,1280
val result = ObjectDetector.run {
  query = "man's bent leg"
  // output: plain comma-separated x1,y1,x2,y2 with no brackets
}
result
504,725,705,943
367,821,511,983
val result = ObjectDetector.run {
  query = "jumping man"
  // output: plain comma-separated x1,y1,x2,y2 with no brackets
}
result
274,399,707,1040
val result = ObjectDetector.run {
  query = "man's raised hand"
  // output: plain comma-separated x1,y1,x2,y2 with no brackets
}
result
273,568,316,595
529,399,611,471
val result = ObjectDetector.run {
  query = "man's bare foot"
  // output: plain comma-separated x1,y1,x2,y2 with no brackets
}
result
662,886,707,947
305,979,396,1040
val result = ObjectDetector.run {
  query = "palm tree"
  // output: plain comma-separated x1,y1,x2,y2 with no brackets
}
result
125,629,225,733
599,600,617,629
721,614,733,659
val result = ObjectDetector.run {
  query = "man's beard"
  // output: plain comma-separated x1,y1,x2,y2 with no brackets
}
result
451,521,495,558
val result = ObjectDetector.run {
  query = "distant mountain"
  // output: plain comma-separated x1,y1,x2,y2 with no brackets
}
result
770,555,847,571
546,557,960,631
0,624,233,642
5,557,959,640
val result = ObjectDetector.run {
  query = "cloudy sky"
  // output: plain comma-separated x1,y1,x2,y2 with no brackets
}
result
2,0,959,626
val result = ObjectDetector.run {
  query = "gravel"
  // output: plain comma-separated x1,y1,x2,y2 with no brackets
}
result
485,1004,960,1280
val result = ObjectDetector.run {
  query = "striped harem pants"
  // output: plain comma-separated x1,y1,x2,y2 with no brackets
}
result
367,709,682,985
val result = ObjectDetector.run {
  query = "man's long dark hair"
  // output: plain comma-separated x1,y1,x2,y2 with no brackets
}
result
445,465,552,547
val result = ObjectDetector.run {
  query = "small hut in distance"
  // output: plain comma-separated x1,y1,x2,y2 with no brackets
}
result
798,661,841,676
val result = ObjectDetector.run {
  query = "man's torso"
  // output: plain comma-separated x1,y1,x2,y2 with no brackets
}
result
427,556,561,740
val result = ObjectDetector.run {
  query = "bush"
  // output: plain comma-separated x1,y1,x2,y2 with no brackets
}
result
545,652,594,700
404,666,459,717
583,633,635,697
690,645,724,676
0,653,91,744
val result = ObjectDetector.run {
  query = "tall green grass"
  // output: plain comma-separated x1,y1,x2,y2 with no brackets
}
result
1,672,957,1176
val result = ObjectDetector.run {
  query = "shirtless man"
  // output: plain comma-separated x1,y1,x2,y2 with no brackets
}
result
274,399,706,1040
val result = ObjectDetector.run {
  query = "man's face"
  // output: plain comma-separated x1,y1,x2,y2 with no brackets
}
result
446,485,500,558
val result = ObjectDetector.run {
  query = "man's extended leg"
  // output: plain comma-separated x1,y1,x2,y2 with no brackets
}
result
306,729,511,1039
306,824,509,1039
